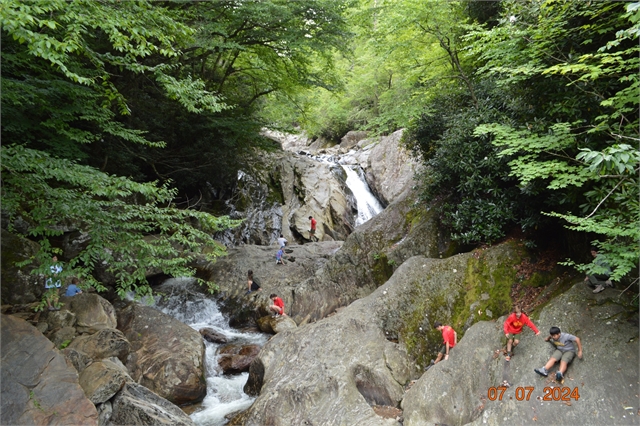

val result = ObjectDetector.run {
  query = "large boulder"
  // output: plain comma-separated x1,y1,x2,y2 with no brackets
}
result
362,129,421,205
67,327,130,362
79,359,129,404
1,229,43,305
340,130,368,151
117,303,206,405
109,382,195,426
68,293,118,334
256,315,298,334
200,241,342,326
402,282,639,426
217,344,261,375
234,242,565,425
237,283,413,425
215,149,355,246
1,314,98,425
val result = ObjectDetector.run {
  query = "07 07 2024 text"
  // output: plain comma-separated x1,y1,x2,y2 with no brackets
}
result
487,386,580,402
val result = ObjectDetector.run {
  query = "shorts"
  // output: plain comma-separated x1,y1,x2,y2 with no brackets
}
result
551,350,576,363
309,228,316,235
505,333,520,340
439,345,448,354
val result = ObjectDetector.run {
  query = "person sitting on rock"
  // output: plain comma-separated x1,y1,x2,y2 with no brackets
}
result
503,305,539,361
433,321,457,363
277,234,288,249
65,277,83,297
584,247,613,294
276,248,286,265
269,293,286,317
534,326,583,382
246,270,262,294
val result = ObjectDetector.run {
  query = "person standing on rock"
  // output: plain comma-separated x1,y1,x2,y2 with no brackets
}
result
503,305,540,361
308,216,318,242
269,293,286,317
534,326,583,382
584,247,613,294
44,255,63,310
433,321,457,363
277,234,288,249
246,270,262,294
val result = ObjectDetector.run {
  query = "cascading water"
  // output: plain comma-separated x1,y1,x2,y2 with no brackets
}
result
154,278,268,425
341,164,384,225
313,153,385,226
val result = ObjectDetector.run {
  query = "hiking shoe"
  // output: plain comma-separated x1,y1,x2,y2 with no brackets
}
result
605,279,613,287
556,371,563,381
534,367,548,377
593,284,605,293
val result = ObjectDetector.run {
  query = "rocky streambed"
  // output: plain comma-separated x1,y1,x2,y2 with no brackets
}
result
2,130,637,426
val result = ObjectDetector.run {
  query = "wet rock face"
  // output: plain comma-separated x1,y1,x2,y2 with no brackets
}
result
217,344,261,374
117,303,206,405
1,314,99,426
200,327,228,344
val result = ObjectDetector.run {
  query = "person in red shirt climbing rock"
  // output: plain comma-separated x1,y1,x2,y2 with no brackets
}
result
433,321,457,364
308,216,318,242
503,305,540,361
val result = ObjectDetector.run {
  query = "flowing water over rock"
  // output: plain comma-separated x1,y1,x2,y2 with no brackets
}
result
155,278,269,425
312,152,385,226
341,164,384,225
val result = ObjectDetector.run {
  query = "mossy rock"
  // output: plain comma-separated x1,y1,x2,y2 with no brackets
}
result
390,241,565,371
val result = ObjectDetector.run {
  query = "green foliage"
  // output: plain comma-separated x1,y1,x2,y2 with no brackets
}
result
29,390,44,411
406,80,545,245
2,145,240,298
469,1,639,280
0,0,216,113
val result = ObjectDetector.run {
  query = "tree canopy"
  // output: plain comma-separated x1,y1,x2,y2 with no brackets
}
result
0,0,348,301
2,0,638,299
271,0,638,283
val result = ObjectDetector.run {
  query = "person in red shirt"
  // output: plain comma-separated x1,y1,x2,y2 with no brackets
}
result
308,216,318,242
433,321,457,363
503,305,540,361
269,293,286,317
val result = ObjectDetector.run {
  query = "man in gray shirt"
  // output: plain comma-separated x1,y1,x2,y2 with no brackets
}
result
534,326,583,381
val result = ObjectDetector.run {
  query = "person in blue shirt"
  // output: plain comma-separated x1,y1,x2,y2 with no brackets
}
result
65,278,83,297
276,248,286,265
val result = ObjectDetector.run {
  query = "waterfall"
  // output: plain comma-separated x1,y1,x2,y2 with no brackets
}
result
314,153,385,226
341,164,384,225
154,278,268,426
